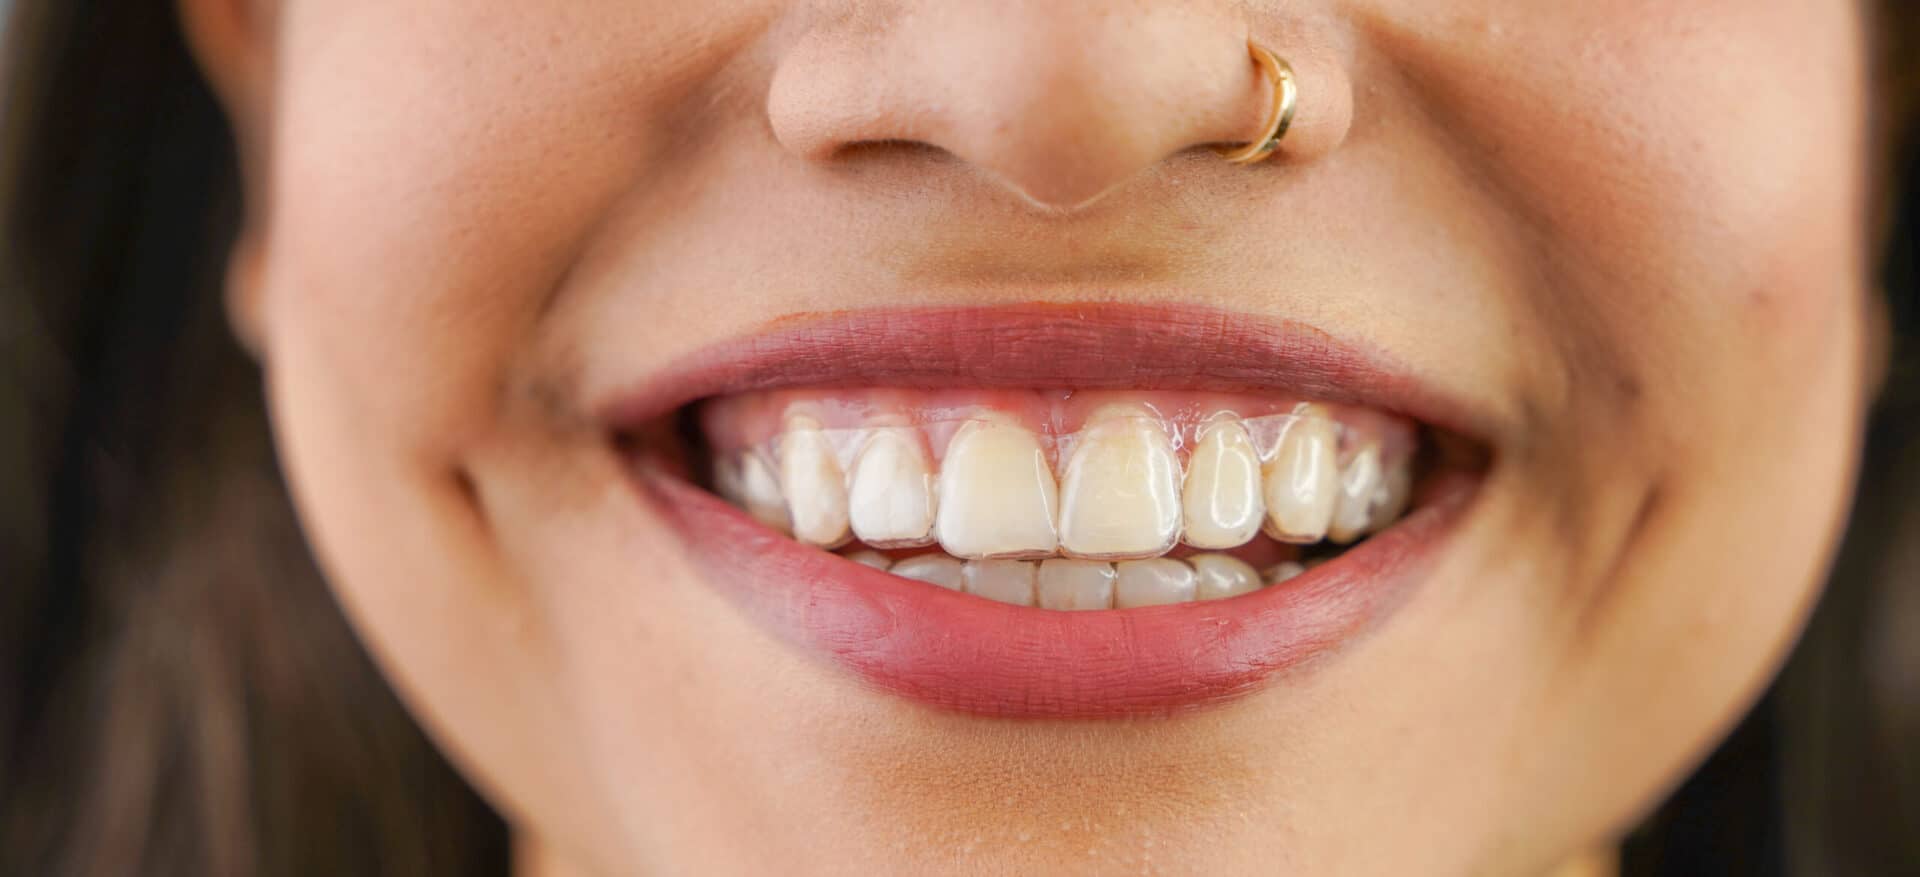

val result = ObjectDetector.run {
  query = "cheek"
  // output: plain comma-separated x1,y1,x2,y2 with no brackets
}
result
1380,0,1865,400
1366,0,1870,847
259,0,737,460
247,1,746,857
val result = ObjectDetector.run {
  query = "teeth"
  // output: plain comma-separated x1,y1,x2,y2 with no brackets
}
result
779,415,851,547
713,455,746,505
935,418,1059,559
1263,561,1307,585
962,559,1038,606
1263,406,1339,544
736,452,792,534
843,549,893,570
1367,457,1414,534
1036,559,1117,610
1326,442,1383,544
1189,554,1263,601
714,399,1422,606
1057,405,1182,560
891,554,964,590
1113,559,1198,608
1180,416,1265,549
847,428,937,548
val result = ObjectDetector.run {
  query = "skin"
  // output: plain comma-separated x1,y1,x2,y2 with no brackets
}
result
181,0,1872,873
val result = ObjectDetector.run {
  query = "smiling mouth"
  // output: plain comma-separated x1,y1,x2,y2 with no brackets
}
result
605,303,1489,718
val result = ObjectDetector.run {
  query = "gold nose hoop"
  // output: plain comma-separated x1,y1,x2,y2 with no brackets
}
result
1211,40,1298,165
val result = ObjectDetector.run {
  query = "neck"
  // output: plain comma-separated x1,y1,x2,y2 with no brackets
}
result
514,832,592,877
1549,847,1620,877
515,829,1620,875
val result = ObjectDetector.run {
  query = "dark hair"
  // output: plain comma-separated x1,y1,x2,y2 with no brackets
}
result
0,2,505,873
0,2,1913,875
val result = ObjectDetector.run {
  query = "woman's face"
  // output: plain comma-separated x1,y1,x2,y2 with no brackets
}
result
193,0,1872,872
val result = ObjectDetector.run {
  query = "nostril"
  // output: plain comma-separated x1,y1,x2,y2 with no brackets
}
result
766,5,1354,211
823,138,955,169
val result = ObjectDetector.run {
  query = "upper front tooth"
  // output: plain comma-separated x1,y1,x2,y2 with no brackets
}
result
936,418,1059,559
1181,416,1265,549
1263,405,1339,544
1189,554,1263,601
963,559,1038,606
1327,442,1383,544
847,428,936,548
736,452,792,534
1058,405,1182,560
1113,558,1198,608
779,415,851,547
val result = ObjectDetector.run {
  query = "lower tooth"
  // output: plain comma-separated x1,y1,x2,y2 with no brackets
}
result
1189,554,1263,601
1263,561,1307,585
1113,559,1198,608
963,559,1038,606
1036,559,1117,610
891,554,964,590
843,549,893,570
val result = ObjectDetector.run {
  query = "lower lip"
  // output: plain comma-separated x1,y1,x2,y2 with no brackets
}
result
639,468,1475,719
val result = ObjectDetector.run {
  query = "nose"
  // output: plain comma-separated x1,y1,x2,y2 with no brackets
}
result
766,1,1352,212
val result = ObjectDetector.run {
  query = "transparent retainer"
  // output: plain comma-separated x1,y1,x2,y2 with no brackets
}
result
709,409,1401,558
717,409,1359,476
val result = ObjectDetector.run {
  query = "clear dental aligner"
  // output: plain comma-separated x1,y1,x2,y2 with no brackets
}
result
708,399,1417,609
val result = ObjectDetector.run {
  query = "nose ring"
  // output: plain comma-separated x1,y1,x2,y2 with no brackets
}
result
1212,40,1298,165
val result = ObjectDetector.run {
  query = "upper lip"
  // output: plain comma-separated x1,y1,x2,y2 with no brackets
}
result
593,301,1492,442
